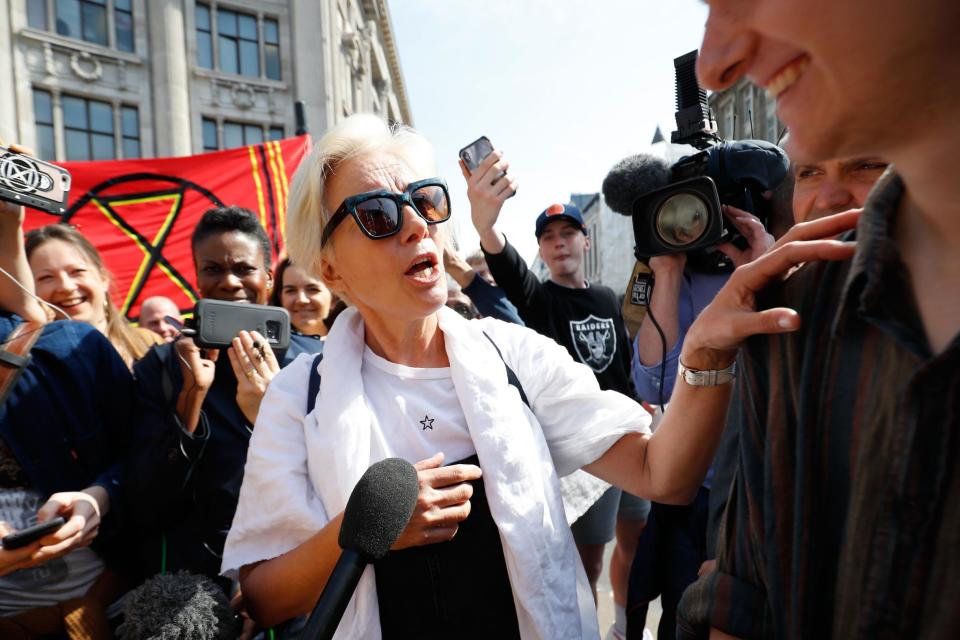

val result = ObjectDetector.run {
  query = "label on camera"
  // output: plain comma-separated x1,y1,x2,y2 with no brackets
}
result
630,272,653,307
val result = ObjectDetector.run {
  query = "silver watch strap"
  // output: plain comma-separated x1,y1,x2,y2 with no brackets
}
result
678,359,737,387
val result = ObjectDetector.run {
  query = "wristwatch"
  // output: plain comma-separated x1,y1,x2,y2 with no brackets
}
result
678,359,737,387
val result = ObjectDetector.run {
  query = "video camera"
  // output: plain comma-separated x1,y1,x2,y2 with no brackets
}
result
604,51,789,273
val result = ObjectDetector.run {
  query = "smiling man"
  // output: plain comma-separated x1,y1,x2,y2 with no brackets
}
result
677,1,960,639
791,155,888,223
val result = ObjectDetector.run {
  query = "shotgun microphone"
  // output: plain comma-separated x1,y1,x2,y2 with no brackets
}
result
302,457,419,640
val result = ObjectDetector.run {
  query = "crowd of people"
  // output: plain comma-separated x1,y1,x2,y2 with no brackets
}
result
0,0,958,638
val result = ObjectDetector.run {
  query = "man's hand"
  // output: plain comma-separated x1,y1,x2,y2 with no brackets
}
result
392,453,482,549
460,149,517,254
174,337,218,433
715,205,775,268
26,487,108,567
0,521,43,577
442,246,476,289
681,209,860,371
226,330,280,424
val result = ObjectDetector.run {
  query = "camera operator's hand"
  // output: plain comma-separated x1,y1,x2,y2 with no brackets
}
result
27,486,108,567
227,330,280,424
715,205,775,268
680,209,860,371
174,337,218,433
460,149,517,255
649,252,687,277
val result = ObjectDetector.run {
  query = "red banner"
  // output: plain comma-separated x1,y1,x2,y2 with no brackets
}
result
24,136,311,319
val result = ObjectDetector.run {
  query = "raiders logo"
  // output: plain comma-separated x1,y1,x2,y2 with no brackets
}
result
569,315,617,373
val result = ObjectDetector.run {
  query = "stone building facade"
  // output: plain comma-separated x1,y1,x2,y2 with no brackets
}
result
707,77,781,144
1,0,412,161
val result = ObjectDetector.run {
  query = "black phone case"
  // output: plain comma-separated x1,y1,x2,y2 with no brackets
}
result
192,299,291,351
2,516,66,549
458,136,493,173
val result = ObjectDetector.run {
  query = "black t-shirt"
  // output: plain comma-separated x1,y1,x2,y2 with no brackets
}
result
483,239,633,397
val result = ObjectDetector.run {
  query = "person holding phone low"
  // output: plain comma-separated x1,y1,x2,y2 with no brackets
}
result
0,148,136,637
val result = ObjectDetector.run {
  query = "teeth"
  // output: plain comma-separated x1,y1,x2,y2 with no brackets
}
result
766,57,809,99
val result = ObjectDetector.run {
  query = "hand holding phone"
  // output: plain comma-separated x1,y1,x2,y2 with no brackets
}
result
459,138,518,245
2,516,66,549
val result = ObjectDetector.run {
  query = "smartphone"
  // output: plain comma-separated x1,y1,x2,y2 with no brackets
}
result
2,516,66,549
459,136,495,174
0,146,71,215
186,299,291,351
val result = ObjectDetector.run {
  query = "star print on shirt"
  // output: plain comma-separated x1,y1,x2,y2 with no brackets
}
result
419,415,435,431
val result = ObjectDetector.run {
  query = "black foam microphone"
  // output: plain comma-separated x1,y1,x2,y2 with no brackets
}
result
602,154,672,216
302,457,419,640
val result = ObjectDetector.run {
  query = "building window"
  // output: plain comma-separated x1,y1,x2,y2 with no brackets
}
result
28,0,134,52
741,88,755,138
51,93,139,161
264,18,280,80
27,0,47,30
114,0,134,52
722,102,735,140
765,96,779,143
203,118,282,150
197,5,281,80
196,4,213,69
121,105,140,158
32,89,56,161
202,117,218,151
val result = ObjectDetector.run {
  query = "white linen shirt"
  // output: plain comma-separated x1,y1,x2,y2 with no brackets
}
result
223,308,651,639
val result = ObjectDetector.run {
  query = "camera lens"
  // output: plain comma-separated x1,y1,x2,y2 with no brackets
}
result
655,193,709,247
265,320,281,342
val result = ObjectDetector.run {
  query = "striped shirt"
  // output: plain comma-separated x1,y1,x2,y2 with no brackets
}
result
677,170,960,639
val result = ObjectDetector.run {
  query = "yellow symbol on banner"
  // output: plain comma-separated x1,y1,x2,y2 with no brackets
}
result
92,193,196,315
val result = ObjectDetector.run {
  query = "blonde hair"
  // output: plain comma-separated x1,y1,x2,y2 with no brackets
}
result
26,224,160,368
286,113,437,276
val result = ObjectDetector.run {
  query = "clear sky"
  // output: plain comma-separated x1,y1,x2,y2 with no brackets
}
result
386,0,709,263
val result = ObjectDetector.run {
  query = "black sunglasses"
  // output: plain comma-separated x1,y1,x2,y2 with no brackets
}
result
320,178,451,247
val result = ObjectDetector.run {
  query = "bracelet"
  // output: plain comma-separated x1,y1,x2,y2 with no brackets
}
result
678,359,737,387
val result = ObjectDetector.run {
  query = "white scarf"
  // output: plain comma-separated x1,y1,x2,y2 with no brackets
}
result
304,306,599,639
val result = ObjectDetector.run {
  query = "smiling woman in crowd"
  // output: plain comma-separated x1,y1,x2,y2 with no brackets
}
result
270,256,333,358
220,114,854,638
25,224,161,369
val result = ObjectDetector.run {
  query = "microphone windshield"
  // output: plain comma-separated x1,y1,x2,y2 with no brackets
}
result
602,154,672,216
116,571,239,640
339,457,419,560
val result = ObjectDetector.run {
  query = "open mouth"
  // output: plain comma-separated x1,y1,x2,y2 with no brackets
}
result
764,55,810,100
405,253,440,280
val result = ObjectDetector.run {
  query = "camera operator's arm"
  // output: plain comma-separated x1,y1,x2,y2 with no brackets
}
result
633,254,686,402
0,143,48,323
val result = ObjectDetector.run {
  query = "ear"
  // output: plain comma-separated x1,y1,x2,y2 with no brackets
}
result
583,235,591,252
319,254,346,299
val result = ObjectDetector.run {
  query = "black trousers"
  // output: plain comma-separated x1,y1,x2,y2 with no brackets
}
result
374,455,520,639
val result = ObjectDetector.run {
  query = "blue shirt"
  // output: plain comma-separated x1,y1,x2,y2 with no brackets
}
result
462,274,524,325
631,271,728,403
0,314,133,553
